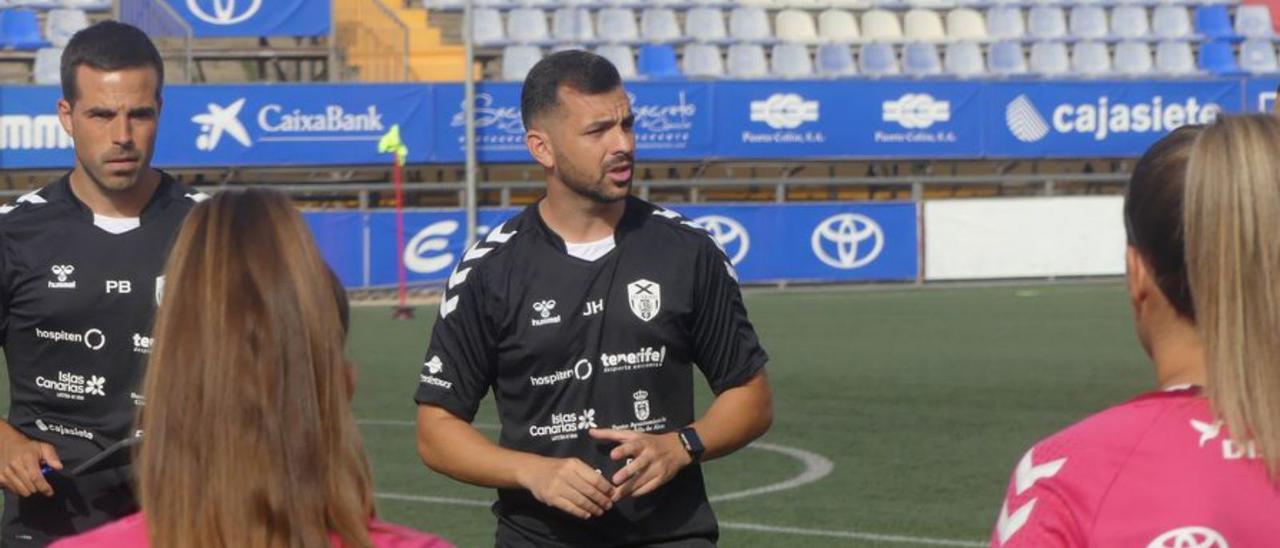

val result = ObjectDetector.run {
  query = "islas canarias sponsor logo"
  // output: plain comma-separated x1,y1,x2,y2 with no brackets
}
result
529,409,597,441
36,371,106,400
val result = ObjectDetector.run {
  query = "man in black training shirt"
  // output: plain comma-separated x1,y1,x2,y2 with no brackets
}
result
415,51,774,547
0,23,203,546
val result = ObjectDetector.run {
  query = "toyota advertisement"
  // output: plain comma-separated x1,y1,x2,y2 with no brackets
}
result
164,0,330,37
303,203,919,288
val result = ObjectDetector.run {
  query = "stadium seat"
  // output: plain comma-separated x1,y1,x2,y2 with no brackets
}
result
473,9,507,46
987,8,1026,40
682,43,725,77
945,41,986,77
904,9,947,42
640,9,681,43
1235,5,1275,38
7,0,59,7
508,9,552,45
818,10,861,42
771,43,815,77
686,8,729,43
637,44,681,78
1111,6,1150,39
596,45,637,78
33,47,60,84
502,46,543,81
776,10,819,43
1114,41,1153,75
862,9,904,42
550,44,585,54
946,9,988,42
1195,6,1236,40
597,9,639,43
1200,39,1242,74
1152,7,1192,41
1155,40,1197,76
816,43,857,76
60,0,111,10
553,8,595,43
859,42,901,75
0,9,49,50
989,40,1028,75
727,43,769,77
903,42,943,75
729,7,773,42
1030,41,1070,75
1072,41,1111,75
44,8,88,48
1240,37,1279,72
1028,7,1068,40
1069,6,1108,40
830,0,874,9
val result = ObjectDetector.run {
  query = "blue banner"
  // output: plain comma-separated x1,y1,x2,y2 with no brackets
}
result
310,202,918,288
711,80,984,159
0,87,72,170
165,0,329,37
984,80,1241,158
1246,78,1279,113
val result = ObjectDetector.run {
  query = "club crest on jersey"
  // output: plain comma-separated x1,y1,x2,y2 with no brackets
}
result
48,265,77,289
627,279,661,322
633,389,651,421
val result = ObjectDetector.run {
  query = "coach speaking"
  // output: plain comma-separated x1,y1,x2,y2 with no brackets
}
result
413,51,774,547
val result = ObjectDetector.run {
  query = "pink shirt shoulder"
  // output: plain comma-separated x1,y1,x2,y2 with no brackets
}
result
991,388,1280,548
50,513,453,548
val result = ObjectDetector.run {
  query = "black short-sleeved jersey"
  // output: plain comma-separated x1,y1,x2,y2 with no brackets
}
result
0,173,202,545
414,196,768,547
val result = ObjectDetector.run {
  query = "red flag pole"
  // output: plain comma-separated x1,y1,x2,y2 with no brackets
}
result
392,158,414,319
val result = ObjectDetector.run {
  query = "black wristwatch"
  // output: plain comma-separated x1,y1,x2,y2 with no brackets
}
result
677,426,705,463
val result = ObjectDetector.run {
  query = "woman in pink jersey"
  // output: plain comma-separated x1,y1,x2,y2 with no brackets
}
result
992,115,1280,547
52,189,451,548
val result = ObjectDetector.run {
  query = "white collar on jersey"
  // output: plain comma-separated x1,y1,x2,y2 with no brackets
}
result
93,214,141,235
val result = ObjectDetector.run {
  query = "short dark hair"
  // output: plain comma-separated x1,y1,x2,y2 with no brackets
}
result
1124,125,1202,319
61,21,164,104
520,50,622,130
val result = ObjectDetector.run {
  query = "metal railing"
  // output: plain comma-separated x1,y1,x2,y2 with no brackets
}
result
333,0,410,82
116,0,194,83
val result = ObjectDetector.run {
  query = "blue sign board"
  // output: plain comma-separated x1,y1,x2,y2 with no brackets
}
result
1245,78,1279,113
165,0,329,37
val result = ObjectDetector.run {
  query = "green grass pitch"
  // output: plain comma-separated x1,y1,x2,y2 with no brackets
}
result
2,283,1154,547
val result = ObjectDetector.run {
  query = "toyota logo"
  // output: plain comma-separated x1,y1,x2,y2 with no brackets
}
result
186,0,262,25
1146,526,1228,548
811,213,884,270
693,215,750,266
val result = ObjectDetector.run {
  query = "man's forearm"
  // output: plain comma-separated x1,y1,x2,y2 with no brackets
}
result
416,404,546,490
689,369,773,461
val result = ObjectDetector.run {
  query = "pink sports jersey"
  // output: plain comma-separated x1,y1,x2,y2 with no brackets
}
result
991,387,1280,547
49,513,453,548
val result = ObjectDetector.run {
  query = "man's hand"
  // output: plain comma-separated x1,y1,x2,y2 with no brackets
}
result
516,456,615,520
0,435,61,498
589,429,692,502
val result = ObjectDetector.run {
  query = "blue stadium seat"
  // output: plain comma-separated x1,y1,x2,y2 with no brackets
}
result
1155,40,1197,76
987,8,1026,40
1114,41,1153,75
771,43,814,77
944,41,986,77
1030,41,1070,76
1111,6,1149,40
727,43,769,78
989,40,1028,75
1199,39,1243,74
816,43,857,76
1240,37,1279,72
1028,7,1067,40
682,43,725,77
502,45,543,81
686,8,729,43
1194,6,1236,40
598,9,639,44
859,42,901,76
552,8,595,43
1068,6,1108,40
596,44,637,78
1235,5,1275,38
1152,7,1192,41
638,44,681,78
640,9,682,43
903,42,943,75
1,9,50,50
729,7,773,42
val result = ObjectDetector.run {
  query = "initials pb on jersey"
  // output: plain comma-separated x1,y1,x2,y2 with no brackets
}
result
415,196,768,546
0,173,205,541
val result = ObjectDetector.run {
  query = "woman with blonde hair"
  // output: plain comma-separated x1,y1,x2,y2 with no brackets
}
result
53,189,450,547
991,116,1280,547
